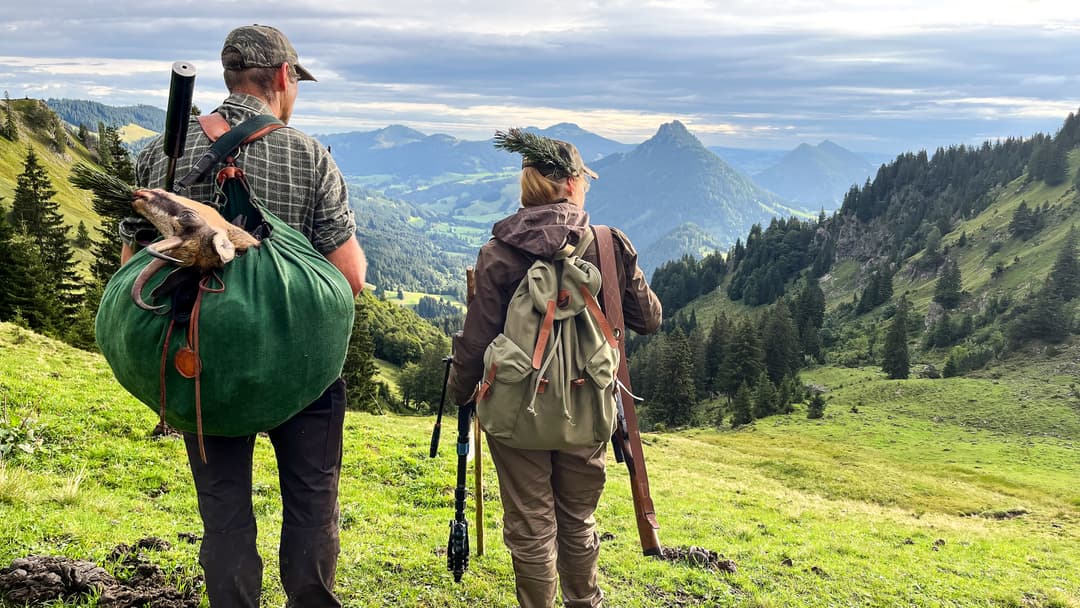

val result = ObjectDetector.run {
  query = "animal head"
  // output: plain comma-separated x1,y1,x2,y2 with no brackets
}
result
132,189,237,269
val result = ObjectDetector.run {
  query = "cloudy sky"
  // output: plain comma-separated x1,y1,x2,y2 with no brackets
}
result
2,1,1079,156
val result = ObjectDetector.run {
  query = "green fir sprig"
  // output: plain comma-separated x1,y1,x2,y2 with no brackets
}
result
69,163,136,220
493,128,573,177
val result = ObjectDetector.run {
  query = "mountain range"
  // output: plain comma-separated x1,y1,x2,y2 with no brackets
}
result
39,96,881,276
752,140,877,208
586,121,807,266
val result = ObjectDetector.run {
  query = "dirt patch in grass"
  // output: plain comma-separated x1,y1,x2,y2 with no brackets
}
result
656,546,738,573
0,538,202,607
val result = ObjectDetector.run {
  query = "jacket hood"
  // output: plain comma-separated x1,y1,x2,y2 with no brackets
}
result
491,202,590,259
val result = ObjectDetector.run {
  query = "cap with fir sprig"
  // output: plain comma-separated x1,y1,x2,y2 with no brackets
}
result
493,128,598,180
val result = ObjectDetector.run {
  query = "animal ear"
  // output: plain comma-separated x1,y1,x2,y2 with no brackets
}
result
212,230,236,263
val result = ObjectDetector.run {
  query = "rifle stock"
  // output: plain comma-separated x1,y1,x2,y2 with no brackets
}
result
594,225,661,556
613,378,661,555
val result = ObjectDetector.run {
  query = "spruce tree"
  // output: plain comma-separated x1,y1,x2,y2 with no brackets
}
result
2,91,17,141
342,295,380,412
730,382,754,428
751,372,778,419
933,259,962,309
9,146,79,322
762,301,800,384
1047,227,1080,302
653,326,697,428
718,319,765,398
0,204,36,320
807,393,826,419
52,116,67,154
77,123,89,146
882,297,910,380
704,313,731,394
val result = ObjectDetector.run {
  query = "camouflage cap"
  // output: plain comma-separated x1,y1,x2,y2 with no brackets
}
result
221,24,317,82
493,128,599,180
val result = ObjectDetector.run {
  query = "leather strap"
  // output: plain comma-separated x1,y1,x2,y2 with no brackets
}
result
533,300,557,370
197,112,285,144
580,284,617,348
176,114,285,191
594,225,662,540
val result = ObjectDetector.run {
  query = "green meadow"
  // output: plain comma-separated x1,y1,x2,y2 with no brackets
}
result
1,321,1078,607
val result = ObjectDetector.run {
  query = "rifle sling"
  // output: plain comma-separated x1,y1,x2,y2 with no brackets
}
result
593,226,661,552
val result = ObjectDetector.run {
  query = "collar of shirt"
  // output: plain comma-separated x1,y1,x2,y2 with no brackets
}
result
216,93,275,118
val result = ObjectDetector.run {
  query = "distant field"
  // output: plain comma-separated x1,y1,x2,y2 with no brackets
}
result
2,321,1078,607
117,123,156,144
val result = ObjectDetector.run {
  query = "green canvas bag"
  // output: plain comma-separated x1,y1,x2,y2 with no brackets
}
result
95,115,354,439
475,228,620,449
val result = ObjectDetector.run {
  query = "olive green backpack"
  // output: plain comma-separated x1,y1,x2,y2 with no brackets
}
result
475,228,620,449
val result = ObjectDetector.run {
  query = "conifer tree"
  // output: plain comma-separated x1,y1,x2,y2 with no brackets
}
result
718,319,765,398
77,123,89,146
1044,143,1068,186
1047,227,1080,302
342,295,380,412
1009,202,1038,240
751,372,778,419
933,259,962,309
52,116,67,153
882,297,910,379
807,393,826,419
75,221,91,248
704,313,731,394
762,301,800,384
653,326,697,427
0,203,36,320
795,279,826,361
2,91,17,141
9,146,79,322
730,382,754,428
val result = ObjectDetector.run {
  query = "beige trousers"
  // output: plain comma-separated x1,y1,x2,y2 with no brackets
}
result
487,437,607,608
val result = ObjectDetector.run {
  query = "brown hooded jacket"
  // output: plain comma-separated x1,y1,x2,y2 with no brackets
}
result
447,202,662,406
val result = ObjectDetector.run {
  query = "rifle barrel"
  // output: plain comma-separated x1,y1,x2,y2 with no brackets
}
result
163,61,196,192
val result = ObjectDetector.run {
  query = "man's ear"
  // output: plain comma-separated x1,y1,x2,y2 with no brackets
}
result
565,176,576,195
274,63,292,91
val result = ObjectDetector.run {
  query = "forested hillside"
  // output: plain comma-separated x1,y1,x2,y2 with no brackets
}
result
631,108,1080,432
46,98,166,133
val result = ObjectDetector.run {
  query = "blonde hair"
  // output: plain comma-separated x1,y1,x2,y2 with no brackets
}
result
520,166,569,207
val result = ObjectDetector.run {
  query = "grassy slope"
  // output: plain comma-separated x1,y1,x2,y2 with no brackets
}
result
2,321,1078,607
0,111,99,230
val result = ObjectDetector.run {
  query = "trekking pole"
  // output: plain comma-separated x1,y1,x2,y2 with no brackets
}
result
163,61,196,193
465,266,484,557
429,356,453,458
448,401,474,582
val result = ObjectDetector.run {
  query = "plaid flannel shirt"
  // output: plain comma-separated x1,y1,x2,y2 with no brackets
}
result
135,93,355,254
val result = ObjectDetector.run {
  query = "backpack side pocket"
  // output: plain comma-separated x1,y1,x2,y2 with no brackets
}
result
477,333,533,440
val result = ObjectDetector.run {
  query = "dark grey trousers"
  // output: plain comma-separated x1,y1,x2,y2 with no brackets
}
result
183,378,346,608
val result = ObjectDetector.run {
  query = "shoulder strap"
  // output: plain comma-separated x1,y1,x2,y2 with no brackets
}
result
174,113,284,192
594,226,624,351
594,224,661,550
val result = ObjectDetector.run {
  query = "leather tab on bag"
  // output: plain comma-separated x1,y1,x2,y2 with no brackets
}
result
477,363,498,401
533,300,557,369
174,346,202,379
215,165,244,186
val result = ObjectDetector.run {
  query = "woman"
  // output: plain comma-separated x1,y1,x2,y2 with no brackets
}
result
448,128,662,608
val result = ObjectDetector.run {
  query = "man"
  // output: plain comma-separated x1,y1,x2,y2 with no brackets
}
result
128,24,365,608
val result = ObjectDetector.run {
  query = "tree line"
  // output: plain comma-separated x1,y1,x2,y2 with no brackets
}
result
628,278,827,429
